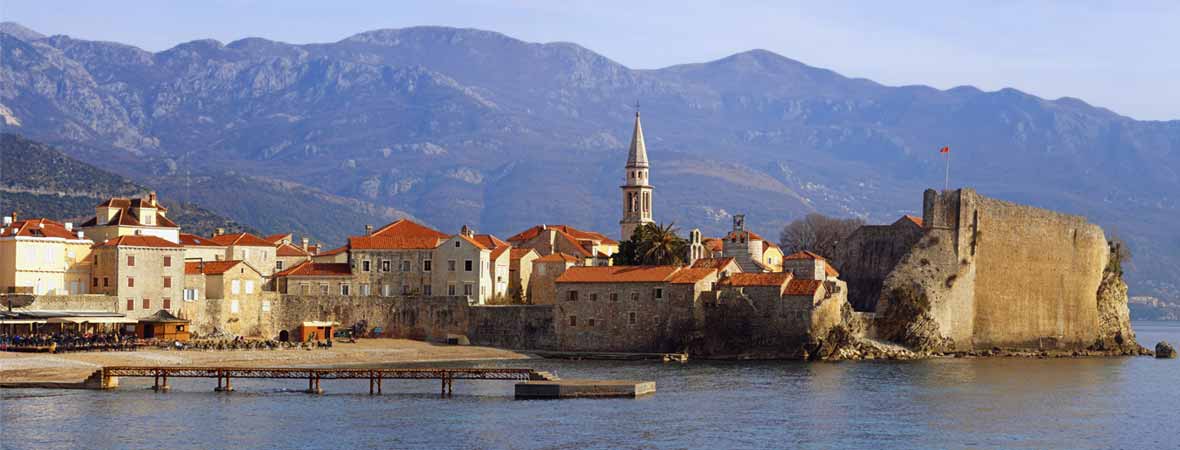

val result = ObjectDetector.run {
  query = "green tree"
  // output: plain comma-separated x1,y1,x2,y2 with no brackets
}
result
613,222,688,266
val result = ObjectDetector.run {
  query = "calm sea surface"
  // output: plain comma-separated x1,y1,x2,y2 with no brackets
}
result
2,321,1178,449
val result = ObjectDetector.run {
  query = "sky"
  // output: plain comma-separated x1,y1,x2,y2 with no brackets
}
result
3,0,1178,121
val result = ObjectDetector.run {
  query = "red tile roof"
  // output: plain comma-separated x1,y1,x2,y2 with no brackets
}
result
0,218,84,240
762,240,781,254
824,264,840,278
96,196,169,212
900,215,924,228
723,230,767,242
691,257,737,270
703,238,724,253
507,224,619,246
184,260,248,275
783,250,828,261
473,234,511,260
535,252,580,263
510,248,538,260
317,245,348,256
209,232,274,247
350,235,445,250
556,265,682,284
371,219,449,240
783,279,823,296
719,272,793,287
276,243,310,257
80,209,177,228
94,235,182,249
263,233,292,244
667,267,718,284
274,261,351,277
179,233,224,247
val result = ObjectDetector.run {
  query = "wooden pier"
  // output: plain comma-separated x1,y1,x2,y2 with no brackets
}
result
99,366,549,396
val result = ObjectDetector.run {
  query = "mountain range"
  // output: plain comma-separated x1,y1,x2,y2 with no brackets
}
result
0,21,1176,301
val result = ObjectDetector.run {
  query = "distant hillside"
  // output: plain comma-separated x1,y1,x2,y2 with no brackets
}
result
0,23,1177,302
0,133,255,237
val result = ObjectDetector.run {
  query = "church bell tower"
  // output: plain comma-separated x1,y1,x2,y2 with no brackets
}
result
620,110,654,240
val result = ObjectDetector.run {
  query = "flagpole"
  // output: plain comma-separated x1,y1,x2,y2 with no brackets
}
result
944,149,950,191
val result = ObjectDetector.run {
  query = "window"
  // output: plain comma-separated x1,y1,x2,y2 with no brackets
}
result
163,298,171,310
103,277,109,287
423,260,432,272
126,298,134,311
231,299,240,314
92,277,98,287
610,293,619,302
381,284,390,297
362,260,371,272
630,292,639,301
142,298,150,309
127,255,135,266
127,277,135,288
261,300,271,312
401,261,411,272
447,284,456,296
588,318,596,327
163,256,171,267
463,283,473,296
448,260,457,271
567,290,579,302
424,285,432,296
163,276,172,288
382,260,391,272
465,260,473,272
231,279,241,294
276,260,284,270
629,312,637,325
568,315,577,326
455,241,461,247
341,284,350,296
320,284,329,295
402,284,410,295
654,288,664,299
590,293,598,302
361,284,370,296
245,280,255,294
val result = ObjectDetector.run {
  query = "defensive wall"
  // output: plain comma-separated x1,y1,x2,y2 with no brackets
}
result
832,221,924,312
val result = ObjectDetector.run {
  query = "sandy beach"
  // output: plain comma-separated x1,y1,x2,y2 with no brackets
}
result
0,339,531,384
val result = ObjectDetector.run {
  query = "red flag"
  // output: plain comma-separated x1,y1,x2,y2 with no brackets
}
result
939,146,950,153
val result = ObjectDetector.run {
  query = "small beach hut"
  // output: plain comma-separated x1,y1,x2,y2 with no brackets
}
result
136,310,191,342
296,321,337,342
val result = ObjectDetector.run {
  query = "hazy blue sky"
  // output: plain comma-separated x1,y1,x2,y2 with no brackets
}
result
4,1,1178,120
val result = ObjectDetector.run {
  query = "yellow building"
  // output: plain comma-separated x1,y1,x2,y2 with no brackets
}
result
0,215,93,294
80,192,181,244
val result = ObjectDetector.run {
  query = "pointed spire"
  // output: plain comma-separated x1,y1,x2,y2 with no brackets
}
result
626,111,649,168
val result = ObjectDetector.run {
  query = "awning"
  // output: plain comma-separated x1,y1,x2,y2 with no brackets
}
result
0,319,47,325
48,317,138,325
301,321,338,328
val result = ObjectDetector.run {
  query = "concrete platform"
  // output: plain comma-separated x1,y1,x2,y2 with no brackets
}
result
514,379,655,399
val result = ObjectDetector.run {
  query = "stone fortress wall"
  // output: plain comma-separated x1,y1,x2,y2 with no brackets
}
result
873,188,1131,352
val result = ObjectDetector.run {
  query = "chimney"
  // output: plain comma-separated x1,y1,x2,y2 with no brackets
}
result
365,224,374,236
65,222,73,231
76,231,85,239
302,237,309,251
8,211,16,224
461,224,472,237
148,191,158,206
214,227,225,237
540,224,547,231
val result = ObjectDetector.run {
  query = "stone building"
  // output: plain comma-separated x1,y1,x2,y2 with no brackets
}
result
179,233,227,262
509,248,539,303
274,239,313,274
830,215,925,311
274,261,353,296
312,245,348,263
720,215,783,272
89,235,186,319
529,252,579,305
179,260,268,336
80,193,180,244
209,232,278,279
781,251,840,281
554,265,719,352
431,227,495,304
0,215,93,295
507,224,617,266
690,257,742,279
347,219,449,297
619,111,655,241
471,232,512,302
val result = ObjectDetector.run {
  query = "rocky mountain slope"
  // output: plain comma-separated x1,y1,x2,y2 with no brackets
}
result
0,133,254,237
0,23,1176,301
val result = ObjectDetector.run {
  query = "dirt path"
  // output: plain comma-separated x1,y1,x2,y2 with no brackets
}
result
0,339,531,383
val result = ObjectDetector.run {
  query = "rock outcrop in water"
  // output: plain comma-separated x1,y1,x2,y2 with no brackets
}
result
1157,342,1177,359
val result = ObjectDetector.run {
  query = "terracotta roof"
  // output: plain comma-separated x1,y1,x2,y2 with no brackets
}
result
80,209,178,229
371,219,449,240
691,257,737,270
667,267,718,284
179,233,224,247
783,250,828,261
507,224,619,246
184,260,248,275
274,261,351,277
209,232,274,247
263,233,292,244
94,235,182,249
317,245,347,256
351,235,445,250
0,218,84,240
762,241,780,254
97,197,169,212
276,243,310,257
307,244,320,254
703,238,724,253
719,272,793,287
473,234,511,259
510,248,538,260
783,279,823,296
900,215,924,228
824,263,840,278
556,265,681,284
535,252,580,263
723,230,767,242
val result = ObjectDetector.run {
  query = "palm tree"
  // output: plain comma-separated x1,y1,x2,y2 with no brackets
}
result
614,222,687,266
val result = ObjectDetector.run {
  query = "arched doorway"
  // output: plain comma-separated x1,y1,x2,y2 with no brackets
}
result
278,330,289,342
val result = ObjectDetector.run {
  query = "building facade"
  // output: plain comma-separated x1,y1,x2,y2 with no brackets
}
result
619,111,654,241
81,193,180,244
89,235,186,319
0,216,93,295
